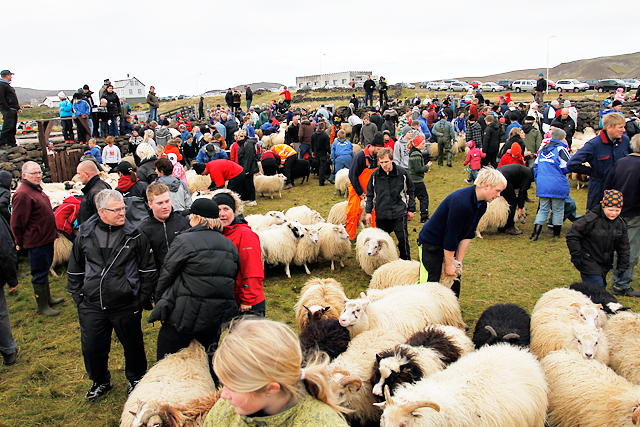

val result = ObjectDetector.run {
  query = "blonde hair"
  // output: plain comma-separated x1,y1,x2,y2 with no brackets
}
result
156,145,165,156
213,319,346,416
509,127,523,138
337,129,346,138
189,214,223,231
602,112,626,129
475,167,507,188
136,143,156,161
143,129,154,143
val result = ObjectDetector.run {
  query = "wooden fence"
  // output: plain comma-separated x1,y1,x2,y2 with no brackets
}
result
46,150,84,182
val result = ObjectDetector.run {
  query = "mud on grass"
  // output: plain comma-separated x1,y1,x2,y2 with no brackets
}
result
2,156,640,426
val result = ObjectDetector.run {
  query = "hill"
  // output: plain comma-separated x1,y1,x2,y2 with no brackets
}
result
459,51,640,82
13,87,78,106
202,81,284,95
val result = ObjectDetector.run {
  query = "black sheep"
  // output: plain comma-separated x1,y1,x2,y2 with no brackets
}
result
299,318,350,361
570,281,626,314
407,326,464,365
472,303,531,349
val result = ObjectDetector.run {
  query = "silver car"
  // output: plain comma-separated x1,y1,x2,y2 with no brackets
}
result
512,80,537,92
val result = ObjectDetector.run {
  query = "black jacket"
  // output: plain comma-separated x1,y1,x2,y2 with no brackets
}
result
381,119,396,136
225,91,233,106
137,209,190,273
286,122,300,144
550,116,576,146
311,130,330,157
245,87,253,101
498,164,534,209
77,175,111,226
482,122,501,153
366,164,415,220
137,156,158,184
67,216,158,310
148,224,240,335
0,80,19,111
0,170,11,223
237,137,260,175
566,205,630,276
101,91,120,115
364,79,376,93
0,216,17,288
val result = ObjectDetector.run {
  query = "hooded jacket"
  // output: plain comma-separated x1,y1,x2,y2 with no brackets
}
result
298,119,315,145
137,156,158,184
155,175,192,211
237,137,260,175
463,141,486,170
0,216,17,288
54,195,82,235
77,174,112,226
522,123,542,155
101,91,120,115
311,128,330,156
408,146,430,182
0,170,11,223
147,91,159,109
138,209,190,273
366,163,415,220
482,121,501,153
331,137,354,162
533,138,571,199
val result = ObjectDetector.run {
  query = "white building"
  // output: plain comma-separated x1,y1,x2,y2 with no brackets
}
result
41,96,60,108
113,77,146,104
296,71,375,89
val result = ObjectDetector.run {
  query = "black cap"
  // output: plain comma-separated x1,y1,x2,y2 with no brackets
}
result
612,100,623,107
83,84,90,90
115,161,134,175
212,193,236,212
162,119,170,126
1,70,14,77
186,198,219,219
371,132,385,147
469,114,476,121
193,163,206,175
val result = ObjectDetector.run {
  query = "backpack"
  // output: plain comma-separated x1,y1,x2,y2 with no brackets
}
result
123,195,149,228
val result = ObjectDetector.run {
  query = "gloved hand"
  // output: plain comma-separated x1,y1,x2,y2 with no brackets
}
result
147,299,172,323
571,257,583,268
617,270,626,278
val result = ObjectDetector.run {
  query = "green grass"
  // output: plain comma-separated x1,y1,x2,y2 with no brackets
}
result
3,118,640,427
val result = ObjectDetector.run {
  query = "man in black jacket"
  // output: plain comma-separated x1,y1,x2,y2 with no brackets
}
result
535,72,547,105
76,161,111,225
225,88,233,111
497,164,534,235
0,70,21,147
365,148,415,260
311,122,331,186
551,108,576,149
67,189,157,401
364,75,376,107
481,115,500,168
244,85,253,110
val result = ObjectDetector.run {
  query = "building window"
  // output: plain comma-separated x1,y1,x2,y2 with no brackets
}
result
342,79,346,84
138,89,142,94
129,89,133,95
333,80,337,85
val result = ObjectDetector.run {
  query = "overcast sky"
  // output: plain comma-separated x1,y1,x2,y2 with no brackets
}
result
6,0,638,96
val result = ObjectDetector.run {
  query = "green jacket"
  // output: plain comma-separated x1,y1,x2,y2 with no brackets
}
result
522,125,542,155
408,147,430,182
203,389,348,427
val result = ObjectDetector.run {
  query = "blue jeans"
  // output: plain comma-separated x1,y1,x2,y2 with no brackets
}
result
149,108,158,123
246,100,252,110
299,143,311,160
0,286,17,356
27,242,54,284
580,273,607,289
613,215,640,289
108,116,119,136
468,169,479,182
334,155,352,174
534,197,565,226
365,92,373,107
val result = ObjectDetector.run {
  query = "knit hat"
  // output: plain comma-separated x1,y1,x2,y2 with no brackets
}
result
188,198,219,219
212,193,236,212
601,189,623,209
370,107,377,112
401,125,413,136
539,72,544,77
162,119,170,126
371,132,384,147
58,91,66,98
193,163,206,175
563,100,571,108
466,140,475,148
205,143,219,156
612,100,623,108
510,143,522,157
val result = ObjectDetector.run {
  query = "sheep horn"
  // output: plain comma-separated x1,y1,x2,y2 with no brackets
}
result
632,405,640,425
322,306,331,313
338,375,362,391
503,333,520,341
484,325,497,337
400,400,441,414
129,411,137,416
303,305,310,311
383,384,394,405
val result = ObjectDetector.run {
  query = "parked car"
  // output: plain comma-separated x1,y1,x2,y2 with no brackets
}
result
401,83,416,89
512,79,537,92
449,81,473,92
623,79,640,89
323,84,336,89
595,79,630,93
355,81,365,88
20,105,33,109
468,81,482,89
555,79,589,92
479,82,505,92
585,79,599,89
426,81,449,91
496,79,514,89
442,79,460,89
547,79,557,89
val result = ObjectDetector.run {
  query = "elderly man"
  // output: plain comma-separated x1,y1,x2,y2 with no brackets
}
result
0,70,21,147
551,108,576,149
76,160,111,225
67,189,157,401
11,161,63,316
568,112,631,210
543,100,560,133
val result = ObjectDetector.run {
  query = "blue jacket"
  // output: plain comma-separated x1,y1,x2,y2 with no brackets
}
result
505,121,522,143
87,146,102,163
454,117,466,133
120,121,134,135
59,99,73,118
533,139,571,199
196,145,228,163
180,130,192,142
567,130,631,209
214,122,226,138
73,100,90,117
331,138,353,162
417,116,432,139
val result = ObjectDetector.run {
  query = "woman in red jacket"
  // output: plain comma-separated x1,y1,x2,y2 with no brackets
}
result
212,189,265,317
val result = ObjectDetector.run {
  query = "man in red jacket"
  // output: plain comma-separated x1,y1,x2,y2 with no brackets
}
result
11,161,65,316
194,159,244,193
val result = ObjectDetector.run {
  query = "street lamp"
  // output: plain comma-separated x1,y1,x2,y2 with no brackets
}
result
320,53,326,87
546,35,556,95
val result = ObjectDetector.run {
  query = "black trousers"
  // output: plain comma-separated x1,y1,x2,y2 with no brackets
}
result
283,154,297,185
90,112,100,137
0,110,17,147
420,242,461,298
317,154,328,185
227,173,244,196
75,118,87,143
242,173,256,201
481,151,498,168
78,302,146,384
376,217,410,261
351,124,362,145
61,119,74,141
379,91,388,104
414,181,430,221
501,182,518,229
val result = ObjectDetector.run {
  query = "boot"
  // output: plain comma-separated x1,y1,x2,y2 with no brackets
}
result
530,224,542,241
45,280,65,306
553,225,562,238
612,286,640,298
33,283,60,316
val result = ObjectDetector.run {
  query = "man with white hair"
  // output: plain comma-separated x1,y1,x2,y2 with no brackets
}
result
542,100,560,133
551,108,576,148
67,189,157,401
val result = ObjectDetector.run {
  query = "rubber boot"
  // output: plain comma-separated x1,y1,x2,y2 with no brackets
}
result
46,280,65,306
530,224,543,241
553,225,562,239
33,283,60,316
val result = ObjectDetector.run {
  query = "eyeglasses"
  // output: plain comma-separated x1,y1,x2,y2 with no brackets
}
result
102,207,126,213
26,172,42,176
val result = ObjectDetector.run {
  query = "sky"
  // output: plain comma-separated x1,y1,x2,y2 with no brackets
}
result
6,0,638,96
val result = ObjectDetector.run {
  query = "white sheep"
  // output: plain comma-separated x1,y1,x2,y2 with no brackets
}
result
328,329,406,425
326,199,366,227
285,205,325,225
254,174,286,199
352,143,363,155
185,169,211,195
542,349,640,427
339,283,467,339
316,222,351,271
355,227,399,276
531,287,607,329
50,233,73,277
438,259,463,289
605,312,640,385
369,259,420,290
379,343,548,427
293,223,320,275
334,168,350,196
294,277,348,333
256,221,306,278
475,196,510,238
245,210,287,231
120,341,217,427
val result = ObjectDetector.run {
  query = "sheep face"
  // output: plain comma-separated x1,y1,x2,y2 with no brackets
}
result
572,303,602,328
572,325,602,359
267,210,287,225
364,237,387,256
372,357,401,396
329,370,363,404
339,299,369,327
380,389,442,427
287,222,305,238
304,305,330,323
333,225,349,240
129,400,160,427
307,227,320,244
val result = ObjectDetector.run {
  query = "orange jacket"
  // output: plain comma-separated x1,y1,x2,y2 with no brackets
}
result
272,144,297,164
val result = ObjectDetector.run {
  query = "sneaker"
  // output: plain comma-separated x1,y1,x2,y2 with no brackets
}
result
2,349,17,366
612,287,640,298
505,227,523,235
126,380,140,395
245,201,257,206
463,179,472,184
284,184,293,190
85,382,112,401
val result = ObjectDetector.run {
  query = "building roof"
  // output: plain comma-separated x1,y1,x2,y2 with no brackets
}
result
113,77,145,88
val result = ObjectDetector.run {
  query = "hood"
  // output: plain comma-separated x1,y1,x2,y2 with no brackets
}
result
301,119,310,125
62,195,82,205
156,175,182,192
0,170,12,190
466,140,475,149
521,123,534,133
315,127,325,134
336,137,347,143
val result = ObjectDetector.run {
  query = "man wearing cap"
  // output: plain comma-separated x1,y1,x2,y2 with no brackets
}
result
369,108,383,131
551,108,576,149
67,189,157,400
535,72,547,105
0,70,21,147
346,132,384,240
566,189,630,292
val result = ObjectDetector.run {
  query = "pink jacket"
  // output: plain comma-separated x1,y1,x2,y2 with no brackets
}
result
463,143,486,170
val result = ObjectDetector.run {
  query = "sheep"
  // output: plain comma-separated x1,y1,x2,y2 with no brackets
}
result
256,221,306,278
339,283,467,339
326,199,366,227
253,173,286,199
570,281,626,314
570,171,590,189
334,168,350,196
299,318,351,361
369,259,420,290
120,341,217,427
432,324,475,355
294,277,347,333
355,227,399,275
293,223,320,274
270,127,286,146
531,287,608,330
472,303,531,349
605,312,640,385
379,343,548,427
328,329,406,425
429,140,459,157
185,169,211,195
542,349,640,427
475,196,510,238
352,143,363,155
245,210,287,231
341,123,352,135
50,233,74,277
127,391,220,427
438,259,463,288
316,222,351,271
285,205,325,225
